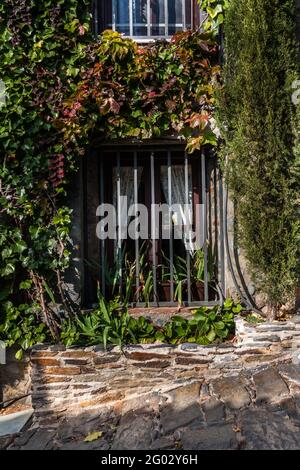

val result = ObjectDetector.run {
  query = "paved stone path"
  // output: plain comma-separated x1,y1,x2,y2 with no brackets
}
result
1,361,300,450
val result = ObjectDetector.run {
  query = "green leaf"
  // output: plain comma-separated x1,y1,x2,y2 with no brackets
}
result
19,280,33,290
206,329,216,342
2,263,15,276
15,349,23,360
42,281,55,304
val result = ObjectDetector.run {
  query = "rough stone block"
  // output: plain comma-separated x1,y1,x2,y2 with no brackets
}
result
31,358,61,367
111,411,154,450
202,398,226,424
160,382,203,433
45,366,81,375
125,351,171,361
30,351,58,358
210,375,251,410
63,359,90,365
253,367,289,404
93,355,121,364
240,408,300,450
180,423,238,450
132,360,170,369
278,363,300,386
61,351,95,358
175,357,210,366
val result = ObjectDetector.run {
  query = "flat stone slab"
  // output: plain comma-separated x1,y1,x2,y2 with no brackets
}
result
160,402,204,434
180,423,239,450
202,398,226,424
111,411,154,450
0,409,33,437
240,408,300,450
253,367,289,404
8,429,56,450
160,382,203,434
210,375,251,410
278,364,300,386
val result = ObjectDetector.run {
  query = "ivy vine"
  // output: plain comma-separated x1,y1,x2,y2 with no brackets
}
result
0,0,220,353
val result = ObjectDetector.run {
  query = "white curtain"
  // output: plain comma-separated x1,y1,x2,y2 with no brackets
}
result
160,164,195,252
113,166,143,239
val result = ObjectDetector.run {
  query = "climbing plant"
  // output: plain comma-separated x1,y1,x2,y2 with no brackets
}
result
0,0,92,343
200,0,230,31
0,0,220,352
218,0,300,316
59,29,219,154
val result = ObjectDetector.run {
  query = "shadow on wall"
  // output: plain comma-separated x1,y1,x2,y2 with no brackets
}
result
2,392,300,450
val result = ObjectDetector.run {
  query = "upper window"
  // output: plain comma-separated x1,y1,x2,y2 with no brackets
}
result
93,0,200,40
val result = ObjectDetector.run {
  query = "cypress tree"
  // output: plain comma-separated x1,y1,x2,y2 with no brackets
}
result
219,0,300,316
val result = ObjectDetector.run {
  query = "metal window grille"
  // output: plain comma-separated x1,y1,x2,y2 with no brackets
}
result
93,0,194,40
98,149,226,307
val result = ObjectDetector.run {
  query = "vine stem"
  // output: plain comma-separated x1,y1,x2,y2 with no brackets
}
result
56,269,76,318
30,270,59,341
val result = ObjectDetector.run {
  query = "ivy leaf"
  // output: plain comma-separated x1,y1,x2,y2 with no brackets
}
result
19,280,33,290
15,349,23,360
2,263,15,276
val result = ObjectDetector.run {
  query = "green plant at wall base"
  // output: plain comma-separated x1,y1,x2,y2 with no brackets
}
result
218,0,300,316
60,295,241,349
161,307,235,345
60,294,158,348
0,301,49,359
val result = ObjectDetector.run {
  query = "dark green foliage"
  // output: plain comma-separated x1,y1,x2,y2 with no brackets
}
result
1,292,239,358
219,0,300,310
0,0,220,351
0,0,92,339
60,295,239,349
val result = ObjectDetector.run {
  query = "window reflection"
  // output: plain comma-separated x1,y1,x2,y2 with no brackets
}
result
151,0,165,36
133,0,147,36
108,0,193,38
115,0,130,35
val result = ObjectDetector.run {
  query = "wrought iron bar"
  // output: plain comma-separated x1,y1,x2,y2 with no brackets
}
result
185,152,191,304
147,0,151,37
164,0,169,37
201,151,209,301
182,0,186,31
100,157,105,296
116,152,122,295
150,152,158,305
134,152,140,301
168,151,174,301
112,0,116,31
218,168,226,297
129,0,134,37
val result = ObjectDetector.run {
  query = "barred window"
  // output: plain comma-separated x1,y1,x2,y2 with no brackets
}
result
84,148,225,307
93,0,200,40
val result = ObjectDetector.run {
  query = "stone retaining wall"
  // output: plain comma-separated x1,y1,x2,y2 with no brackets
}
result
0,347,31,406
29,317,300,428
